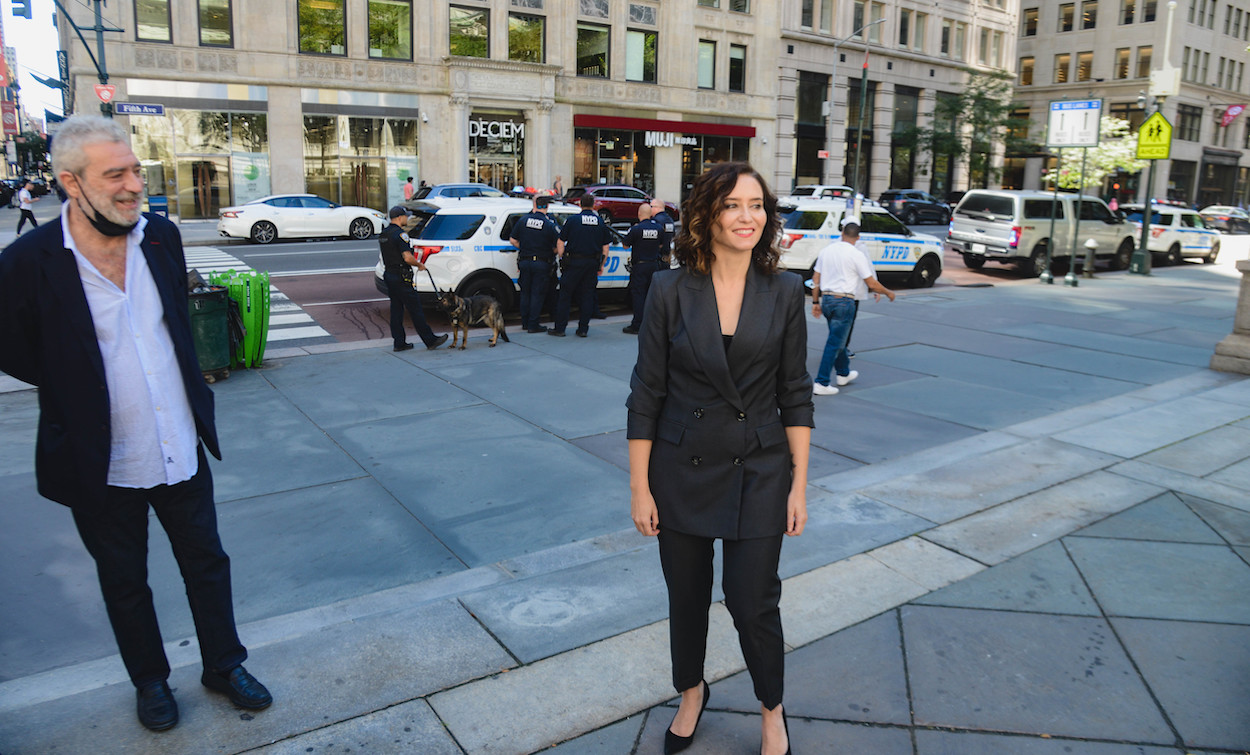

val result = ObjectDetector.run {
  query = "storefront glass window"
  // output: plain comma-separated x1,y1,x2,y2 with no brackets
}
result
173,110,229,154
199,0,232,46
303,116,417,209
299,0,346,55
369,0,412,60
681,136,749,199
626,30,657,82
795,71,828,186
571,128,656,194
304,116,340,203
136,0,172,43
469,113,524,191
450,7,489,58
577,23,609,77
509,13,544,62
229,113,270,205
891,86,920,189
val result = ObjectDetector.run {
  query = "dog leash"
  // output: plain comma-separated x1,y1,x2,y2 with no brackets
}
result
424,267,440,294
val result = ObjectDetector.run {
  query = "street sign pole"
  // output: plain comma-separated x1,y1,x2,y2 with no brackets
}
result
1132,162,1155,275
1131,109,1172,274
1046,99,1101,287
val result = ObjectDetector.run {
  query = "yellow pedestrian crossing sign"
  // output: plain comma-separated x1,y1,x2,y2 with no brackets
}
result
1136,112,1172,160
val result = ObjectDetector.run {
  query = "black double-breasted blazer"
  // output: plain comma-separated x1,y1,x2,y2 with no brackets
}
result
626,265,814,540
0,214,221,511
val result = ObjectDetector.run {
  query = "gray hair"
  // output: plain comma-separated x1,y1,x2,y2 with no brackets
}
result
51,115,130,177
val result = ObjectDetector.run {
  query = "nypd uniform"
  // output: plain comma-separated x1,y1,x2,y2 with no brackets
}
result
379,220,441,349
509,209,560,332
652,208,676,262
551,209,611,336
622,217,665,332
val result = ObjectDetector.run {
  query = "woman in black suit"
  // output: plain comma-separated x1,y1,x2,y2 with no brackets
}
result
627,162,814,755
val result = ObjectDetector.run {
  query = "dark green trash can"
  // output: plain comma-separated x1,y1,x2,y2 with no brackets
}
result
189,286,231,382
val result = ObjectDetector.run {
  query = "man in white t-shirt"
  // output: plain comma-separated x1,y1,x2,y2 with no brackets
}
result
809,219,895,395
16,181,39,234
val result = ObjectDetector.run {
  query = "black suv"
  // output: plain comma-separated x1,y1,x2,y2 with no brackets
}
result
879,189,950,225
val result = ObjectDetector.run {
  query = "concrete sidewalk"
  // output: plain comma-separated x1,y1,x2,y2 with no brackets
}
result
1,261,1249,754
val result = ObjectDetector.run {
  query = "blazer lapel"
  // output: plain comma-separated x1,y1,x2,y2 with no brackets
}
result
41,224,106,382
678,271,744,410
726,265,776,382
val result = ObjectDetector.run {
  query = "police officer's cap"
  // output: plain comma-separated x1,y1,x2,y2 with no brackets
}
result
388,205,409,219
535,195,551,209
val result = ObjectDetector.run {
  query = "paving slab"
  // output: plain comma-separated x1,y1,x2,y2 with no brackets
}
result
331,404,629,567
1207,456,1250,490
902,605,1174,743
1198,375,1250,407
634,710,914,755
779,554,929,648
1136,324,1235,349
1013,345,1200,385
1110,460,1250,512
509,324,641,381
802,356,930,393
866,537,984,591
812,430,1022,493
777,492,935,581
1072,491,1225,544
852,376,1069,430
1182,496,1250,545
1112,617,1250,752
1064,538,1250,624
849,316,1066,360
1053,395,1248,458
0,391,37,476
544,716,644,754
496,528,648,580
808,395,982,464
913,541,1100,616
1135,424,1250,477
914,729,1180,754
993,322,1216,367
570,429,629,471
859,438,1120,524
249,698,462,754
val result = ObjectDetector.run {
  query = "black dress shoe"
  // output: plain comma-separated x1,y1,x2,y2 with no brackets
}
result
591,312,607,319
427,334,450,350
575,330,588,338
622,325,640,334
393,343,414,352
547,329,566,337
202,666,273,710
526,326,549,333
136,681,178,731
664,680,709,754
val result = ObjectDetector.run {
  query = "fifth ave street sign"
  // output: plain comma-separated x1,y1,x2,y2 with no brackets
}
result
1046,99,1102,148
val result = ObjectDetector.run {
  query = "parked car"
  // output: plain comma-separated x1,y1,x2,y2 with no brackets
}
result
879,189,950,225
372,198,632,310
947,190,1137,277
776,198,944,287
562,184,680,225
1198,205,1250,235
217,194,386,244
785,184,855,200
1122,204,1221,264
412,183,510,203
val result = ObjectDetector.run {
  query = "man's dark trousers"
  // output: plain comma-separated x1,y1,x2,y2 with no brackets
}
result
553,258,598,335
627,259,660,330
71,447,246,688
16,209,37,234
384,271,438,348
517,259,551,330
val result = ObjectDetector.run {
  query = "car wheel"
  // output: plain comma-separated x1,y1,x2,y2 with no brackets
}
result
1205,242,1219,264
1165,243,1181,266
909,254,942,288
1110,238,1134,271
598,209,614,226
250,220,277,244
903,208,917,224
941,209,951,225
349,217,374,240
962,254,986,270
1019,243,1048,278
459,272,515,312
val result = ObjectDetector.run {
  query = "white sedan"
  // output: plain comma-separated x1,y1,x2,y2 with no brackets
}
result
217,194,386,244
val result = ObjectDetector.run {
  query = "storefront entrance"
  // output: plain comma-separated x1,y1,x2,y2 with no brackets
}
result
599,159,633,186
471,156,519,192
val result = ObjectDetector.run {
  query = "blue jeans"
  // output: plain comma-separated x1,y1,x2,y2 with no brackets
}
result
517,259,551,330
816,295,856,386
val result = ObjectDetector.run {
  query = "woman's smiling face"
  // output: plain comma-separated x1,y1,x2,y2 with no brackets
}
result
710,174,767,258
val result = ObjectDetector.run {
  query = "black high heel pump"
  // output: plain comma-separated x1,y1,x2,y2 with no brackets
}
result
664,679,710,755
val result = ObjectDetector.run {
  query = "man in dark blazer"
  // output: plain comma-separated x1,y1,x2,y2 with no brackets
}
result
0,115,271,732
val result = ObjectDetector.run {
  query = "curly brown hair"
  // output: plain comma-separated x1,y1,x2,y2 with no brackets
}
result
673,162,781,276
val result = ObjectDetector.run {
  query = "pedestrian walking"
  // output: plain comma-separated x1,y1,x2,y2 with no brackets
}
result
810,218,895,395
380,205,449,352
509,194,562,333
621,202,664,334
549,194,610,337
627,162,813,755
0,115,272,732
552,174,564,198
16,180,39,234
403,176,415,201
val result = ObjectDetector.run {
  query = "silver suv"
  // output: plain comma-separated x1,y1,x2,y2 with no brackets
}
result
947,190,1137,277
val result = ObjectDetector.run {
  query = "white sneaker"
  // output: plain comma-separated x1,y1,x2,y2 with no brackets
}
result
813,383,839,396
836,370,859,387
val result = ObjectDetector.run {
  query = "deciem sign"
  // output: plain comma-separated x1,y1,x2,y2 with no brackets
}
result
1047,99,1102,148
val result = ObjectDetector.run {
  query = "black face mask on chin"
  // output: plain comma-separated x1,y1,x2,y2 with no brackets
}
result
73,177,140,237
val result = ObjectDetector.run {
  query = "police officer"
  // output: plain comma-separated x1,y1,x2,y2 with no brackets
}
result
509,195,562,333
650,197,676,265
550,194,611,338
380,206,448,352
621,203,665,334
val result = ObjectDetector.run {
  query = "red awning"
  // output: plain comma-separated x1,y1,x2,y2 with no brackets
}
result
573,114,755,138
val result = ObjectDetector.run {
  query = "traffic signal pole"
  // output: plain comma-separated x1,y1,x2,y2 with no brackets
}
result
47,0,123,117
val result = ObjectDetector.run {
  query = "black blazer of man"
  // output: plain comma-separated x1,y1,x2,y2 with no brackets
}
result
0,213,221,511
626,265,814,540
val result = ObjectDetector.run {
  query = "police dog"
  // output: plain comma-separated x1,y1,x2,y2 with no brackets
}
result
436,290,511,349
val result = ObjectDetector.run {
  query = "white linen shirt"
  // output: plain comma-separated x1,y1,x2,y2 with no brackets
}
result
63,203,199,488
813,239,876,296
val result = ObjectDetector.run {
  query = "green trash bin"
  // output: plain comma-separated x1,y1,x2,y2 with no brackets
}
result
208,270,270,368
188,286,231,382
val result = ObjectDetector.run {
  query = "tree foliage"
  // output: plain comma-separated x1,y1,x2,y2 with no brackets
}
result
1040,116,1147,191
905,74,1025,189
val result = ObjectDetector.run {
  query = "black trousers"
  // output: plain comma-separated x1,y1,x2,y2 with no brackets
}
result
658,528,785,709
71,447,246,688
553,258,598,334
627,259,660,329
517,259,551,330
384,270,438,348
16,209,37,234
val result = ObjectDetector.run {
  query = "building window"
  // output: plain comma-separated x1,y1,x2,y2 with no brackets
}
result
1109,101,1147,132
1055,52,1071,83
198,0,231,46
1076,51,1093,81
853,1,866,36
914,13,928,51
369,0,411,60
1142,0,1156,21
1121,0,1135,23
450,7,489,58
1023,7,1038,35
820,0,833,32
699,0,720,6
298,0,345,55
899,9,912,47
869,2,885,42
978,28,990,64
625,29,656,82
1059,3,1075,31
953,22,967,60
800,0,813,27
730,0,750,12
698,40,716,89
729,44,746,92
1136,46,1152,78
576,23,609,77
1114,47,1130,78
1082,0,1097,28
1019,56,1034,86
1225,5,1233,33
509,13,545,63
1200,51,1210,83
1217,57,1226,88
136,0,172,43
1177,104,1202,141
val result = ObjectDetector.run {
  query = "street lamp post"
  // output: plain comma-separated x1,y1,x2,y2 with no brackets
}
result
825,17,886,189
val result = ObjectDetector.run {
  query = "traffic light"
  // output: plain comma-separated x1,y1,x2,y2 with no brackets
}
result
12,0,32,19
